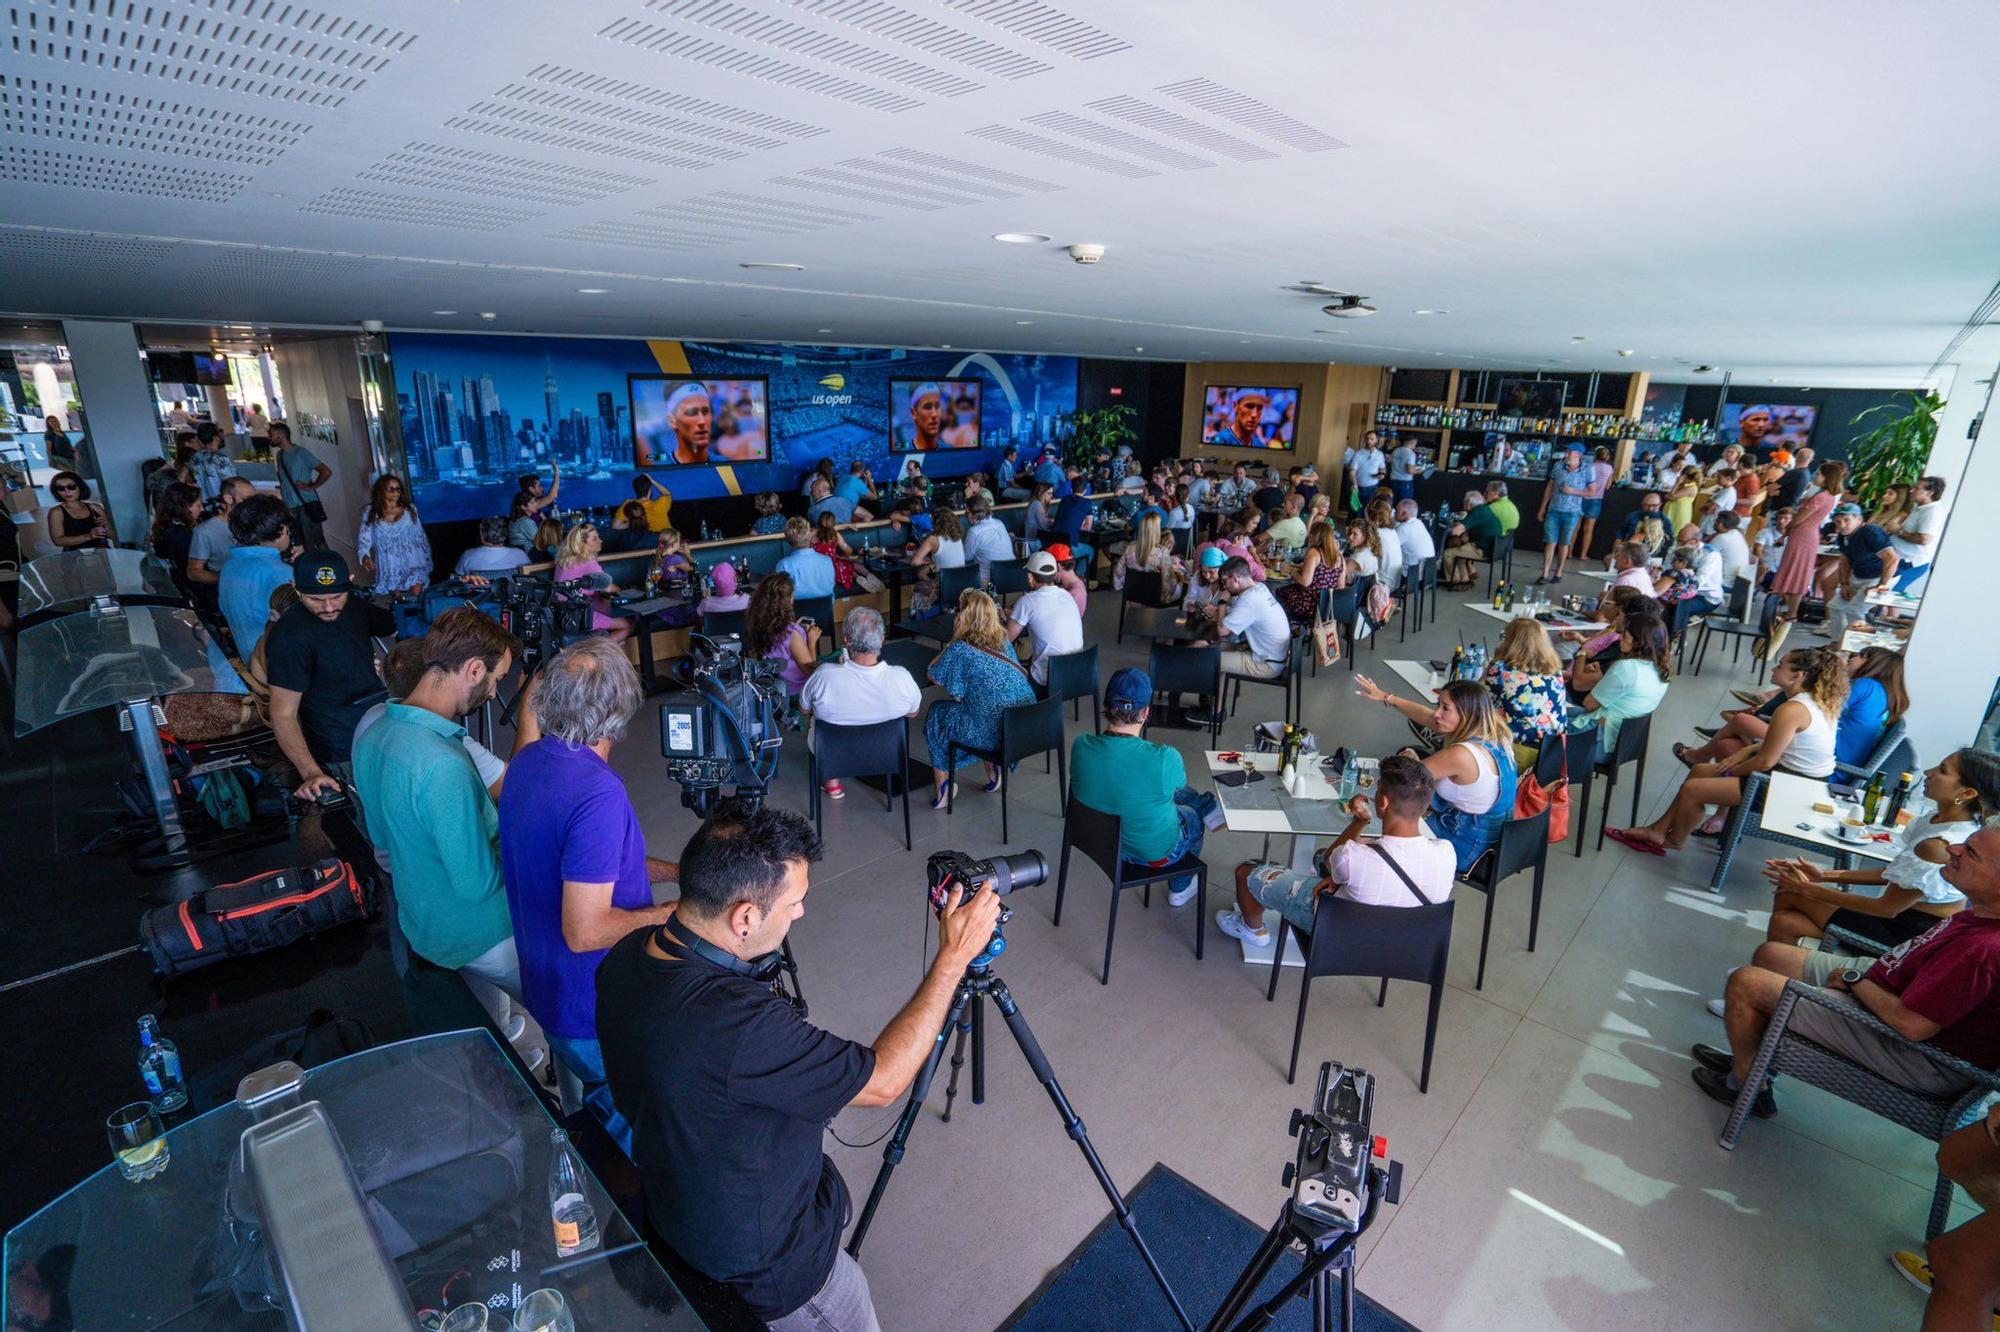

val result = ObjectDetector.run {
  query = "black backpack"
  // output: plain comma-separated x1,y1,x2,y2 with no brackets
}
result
140,858,374,976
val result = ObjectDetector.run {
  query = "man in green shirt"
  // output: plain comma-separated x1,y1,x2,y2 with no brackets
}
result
1068,668,1219,906
353,607,525,1008
1483,479,1521,536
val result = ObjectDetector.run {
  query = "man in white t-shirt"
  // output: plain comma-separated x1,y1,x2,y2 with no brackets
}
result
1217,755,1454,947
800,607,922,799
1890,475,1946,592
1348,433,1387,503
1708,511,1752,590
1006,551,1085,685
1393,500,1435,568
961,498,1015,568
1207,555,1291,683
456,517,533,578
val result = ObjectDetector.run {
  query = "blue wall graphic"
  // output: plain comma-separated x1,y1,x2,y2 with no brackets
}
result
389,332,1078,523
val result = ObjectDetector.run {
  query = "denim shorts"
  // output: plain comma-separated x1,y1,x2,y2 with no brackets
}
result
1579,497,1603,519
1543,509,1581,544
1246,863,1321,934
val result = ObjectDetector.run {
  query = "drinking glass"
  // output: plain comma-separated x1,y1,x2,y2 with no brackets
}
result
516,1290,574,1332
108,1101,170,1182
439,1303,512,1332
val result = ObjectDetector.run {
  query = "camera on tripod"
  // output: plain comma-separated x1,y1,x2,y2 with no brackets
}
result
496,576,593,670
1286,1062,1385,1236
658,633,787,816
925,849,1048,969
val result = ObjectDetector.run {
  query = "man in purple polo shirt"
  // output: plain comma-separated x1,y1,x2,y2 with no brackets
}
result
499,636,679,1154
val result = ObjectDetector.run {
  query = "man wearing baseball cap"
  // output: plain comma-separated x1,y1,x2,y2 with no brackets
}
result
1069,667,1220,909
1040,543,1088,615
1823,501,1899,624
264,550,397,800
1005,550,1084,685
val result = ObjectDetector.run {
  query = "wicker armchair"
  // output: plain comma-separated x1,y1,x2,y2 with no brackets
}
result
1718,979,2000,1238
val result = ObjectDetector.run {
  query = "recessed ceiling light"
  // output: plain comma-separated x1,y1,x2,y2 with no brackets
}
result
817,328,833,334
1617,349,1636,357
1133,346,1145,353
1014,320,1035,326
739,261,804,271
576,287,608,294
432,310,458,316
992,232,1051,244
1413,309,1447,316
940,344,952,349
1570,335,1587,342
478,312,498,321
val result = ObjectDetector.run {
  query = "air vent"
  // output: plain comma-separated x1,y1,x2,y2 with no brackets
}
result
358,143,652,203
939,0,1129,60
1021,110,1212,171
0,144,248,201
597,18,923,113
876,146,1060,193
637,0,983,98
966,124,1157,178
641,189,880,231
1083,95,1277,161
1155,78,1346,153
300,188,538,232
790,0,1051,80
0,75,310,167
522,64,826,139
4,0,417,109
442,115,721,172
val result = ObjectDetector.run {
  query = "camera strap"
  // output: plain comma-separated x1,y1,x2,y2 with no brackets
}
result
658,915,805,1017
1365,842,1436,907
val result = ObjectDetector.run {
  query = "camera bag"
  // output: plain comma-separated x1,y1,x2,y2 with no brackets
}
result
140,857,374,976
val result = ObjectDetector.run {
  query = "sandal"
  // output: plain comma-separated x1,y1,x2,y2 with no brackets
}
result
929,780,956,810
1672,742,1698,769
1606,827,1666,856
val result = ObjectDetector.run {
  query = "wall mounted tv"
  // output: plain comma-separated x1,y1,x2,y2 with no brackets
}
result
1718,401,1816,453
1201,384,1299,451
629,375,770,466
888,378,982,452
191,352,233,386
144,351,197,384
1494,378,1568,417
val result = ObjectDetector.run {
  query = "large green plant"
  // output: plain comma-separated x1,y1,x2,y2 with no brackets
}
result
1846,390,1942,510
1058,404,1137,465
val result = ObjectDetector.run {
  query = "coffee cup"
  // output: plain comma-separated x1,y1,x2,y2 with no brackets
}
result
1834,818,1868,843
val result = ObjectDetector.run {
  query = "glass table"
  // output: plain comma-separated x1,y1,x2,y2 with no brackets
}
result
4,1030,705,1329
16,548,184,620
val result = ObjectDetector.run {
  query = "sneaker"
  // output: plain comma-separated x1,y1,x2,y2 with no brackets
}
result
1215,907,1270,947
503,1013,529,1044
1892,1249,1933,1296
1706,997,1727,1019
1690,1064,1777,1117
1167,882,1199,908
522,1045,547,1074
1690,1041,1732,1073
823,780,846,800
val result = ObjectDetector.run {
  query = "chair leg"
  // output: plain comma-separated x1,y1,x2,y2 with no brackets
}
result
1056,749,1067,811
946,747,957,817
1475,886,1496,990
1054,840,1071,926
1288,972,1312,1084
1376,977,1389,1008
1928,1169,1958,1241
1572,768,1594,858
1596,771,1617,850
1266,918,1288,1001
1092,698,1101,734
1194,868,1206,961
999,769,1009,844
899,764,912,852
1102,883,1121,985
1632,754,1646,827
1419,980,1444,1095
1528,860,1546,952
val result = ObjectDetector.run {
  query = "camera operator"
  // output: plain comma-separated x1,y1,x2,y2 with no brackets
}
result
596,798,1002,1332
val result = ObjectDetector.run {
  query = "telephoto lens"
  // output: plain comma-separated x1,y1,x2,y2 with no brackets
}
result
986,850,1049,896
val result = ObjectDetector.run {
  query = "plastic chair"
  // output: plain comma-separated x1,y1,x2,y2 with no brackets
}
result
1689,576,1759,677
945,694,1066,844
988,557,1028,604
1116,569,1171,643
1474,533,1515,598
794,595,836,647
1224,629,1304,728
881,637,935,683
1458,805,1552,990
700,609,746,639
808,718,912,851
1044,646,1101,732
1144,643,1223,748
1265,894,1455,1090
1593,711,1654,851
1052,792,1207,985
938,565,981,611
1562,726,1600,858
1393,559,1426,641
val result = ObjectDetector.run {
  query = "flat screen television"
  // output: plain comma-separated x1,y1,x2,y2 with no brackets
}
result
144,350,199,384
191,352,233,386
888,378,981,452
630,375,770,466
1494,377,1567,418
1719,401,1816,453
1201,384,1299,451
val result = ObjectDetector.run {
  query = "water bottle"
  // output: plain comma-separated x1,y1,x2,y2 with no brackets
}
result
1339,753,1358,803
137,1015,188,1113
548,1127,602,1258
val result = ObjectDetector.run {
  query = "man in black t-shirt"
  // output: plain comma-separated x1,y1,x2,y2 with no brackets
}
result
596,800,1000,1331
265,551,395,799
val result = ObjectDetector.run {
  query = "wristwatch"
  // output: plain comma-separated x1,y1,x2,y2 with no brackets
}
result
1839,968,1867,986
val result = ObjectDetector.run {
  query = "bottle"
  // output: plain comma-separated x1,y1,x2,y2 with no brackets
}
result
1449,646,1464,681
1340,751,1359,802
1884,771,1915,827
548,1127,602,1258
1493,581,1505,611
1862,772,1887,825
137,1015,187,1113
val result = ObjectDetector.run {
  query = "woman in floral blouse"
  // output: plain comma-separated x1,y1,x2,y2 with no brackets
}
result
356,473,432,595
1485,615,1570,768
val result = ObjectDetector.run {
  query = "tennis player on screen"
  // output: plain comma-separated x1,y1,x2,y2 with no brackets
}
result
1208,389,1270,449
662,383,713,465
905,382,948,451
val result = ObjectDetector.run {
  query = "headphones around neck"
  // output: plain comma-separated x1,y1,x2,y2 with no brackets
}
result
662,912,784,984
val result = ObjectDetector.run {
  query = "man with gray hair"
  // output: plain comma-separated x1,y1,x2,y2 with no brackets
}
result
499,637,679,1154
961,496,1014,569
1394,498,1436,570
799,607,921,800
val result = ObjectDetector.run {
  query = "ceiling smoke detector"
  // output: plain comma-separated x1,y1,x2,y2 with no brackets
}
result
1067,243,1106,265
1322,295,1376,318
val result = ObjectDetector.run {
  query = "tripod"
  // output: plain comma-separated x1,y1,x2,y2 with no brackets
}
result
846,962,1195,1332
1204,1168,1390,1332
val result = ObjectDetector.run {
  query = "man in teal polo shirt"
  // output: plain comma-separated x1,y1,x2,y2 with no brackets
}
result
353,607,525,1008
1068,668,1220,908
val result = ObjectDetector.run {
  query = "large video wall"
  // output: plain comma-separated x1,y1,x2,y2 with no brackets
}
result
389,333,1078,523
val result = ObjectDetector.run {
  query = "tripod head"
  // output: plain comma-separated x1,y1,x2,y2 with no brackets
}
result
1283,1062,1400,1239
925,849,1048,970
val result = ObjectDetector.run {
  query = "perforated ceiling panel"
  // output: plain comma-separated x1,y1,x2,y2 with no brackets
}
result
548,219,719,253
1020,109,1213,171
1082,94,1278,162
642,189,881,232
358,142,652,204
511,64,827,141
789,0,1051,80
0,142,248,201
1154,78,1346,153
299,188,540,232
0,73,310,166
597,16,924,113
938,0,1129,60
965,124,1156,178
4,0,417,109
635,0,983,98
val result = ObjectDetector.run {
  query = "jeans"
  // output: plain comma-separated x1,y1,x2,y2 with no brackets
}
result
1130,788,1215,893
546,1033,635,1158
1892,562,1930,594
1542,508,1581,546
1390,477,1415,505
768,1250,882,1332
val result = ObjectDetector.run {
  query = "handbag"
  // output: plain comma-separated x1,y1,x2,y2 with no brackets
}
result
300,498,328,524
1513,743,1571,844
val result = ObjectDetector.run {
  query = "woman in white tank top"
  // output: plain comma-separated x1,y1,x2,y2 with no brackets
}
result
1609,646,1849,855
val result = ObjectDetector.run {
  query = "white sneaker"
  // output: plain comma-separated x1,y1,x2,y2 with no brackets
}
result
503,1013,529,1044
522,1045,547,1073
1706,997,1726,1019
1215,908,1270,947
1167,882,1199,908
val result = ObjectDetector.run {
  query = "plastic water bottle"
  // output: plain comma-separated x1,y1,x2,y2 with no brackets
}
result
548,1128,601,1258
137,1015,188,1113
1339,753,1359,802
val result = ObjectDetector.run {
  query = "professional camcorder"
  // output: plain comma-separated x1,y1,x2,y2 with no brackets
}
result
658,633,786,816
925,849,1048,969
496,576,595,671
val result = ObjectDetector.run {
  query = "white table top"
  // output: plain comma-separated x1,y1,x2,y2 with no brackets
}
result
1382,658,1441,704
1206,749,1340,834
1840,626,1908,654
1864,587,1921,611
1759,770,1897,863
1463,602,1608,633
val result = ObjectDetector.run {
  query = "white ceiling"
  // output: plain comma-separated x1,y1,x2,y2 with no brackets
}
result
2,0,1998,384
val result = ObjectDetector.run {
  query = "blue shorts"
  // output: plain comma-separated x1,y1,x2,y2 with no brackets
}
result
1246,863,1321,934
1579,497,1603,519
1543,509,1581,544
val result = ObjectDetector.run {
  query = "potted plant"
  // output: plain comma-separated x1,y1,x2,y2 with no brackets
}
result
1057,404,1137,467
1846,390,1942,510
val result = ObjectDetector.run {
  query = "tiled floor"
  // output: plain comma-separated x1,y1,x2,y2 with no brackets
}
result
594,575,1956,1330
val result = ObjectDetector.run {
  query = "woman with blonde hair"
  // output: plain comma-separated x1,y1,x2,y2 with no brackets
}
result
1113,510,1185,600
1611,644,1846,854
923,589,1036,807
1486,615,1569,764
1367,497,1404,591
554,522,629,642
532,515,563,561
1350,676,1519,871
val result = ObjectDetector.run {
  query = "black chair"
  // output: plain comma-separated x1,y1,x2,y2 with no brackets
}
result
1392,560,1425,641
1418,553,1441,626
1116,569,1172,643
699,609,745,639
938,564,981,611
1474,533,1515,598
1311,583,1354,679
1265,894,1455,1089
1562,725,1601,858
1043,645,1101,732
1168,527,1194,559
882,637,935,684
945,694,1066,843
794,594,836,651
1458,805,1552,990
808,718,912,851
1692,579,1777,682
1224,629,1304,728
1593,711,1654,851
1343,573,1378,670
988,557,1028,604
1053,793,1207,985
1145,643,1223,747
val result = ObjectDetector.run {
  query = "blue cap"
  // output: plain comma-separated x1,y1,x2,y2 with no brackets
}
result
1831,502,1864,519
1199,544,1227,569
1104,667,1152,710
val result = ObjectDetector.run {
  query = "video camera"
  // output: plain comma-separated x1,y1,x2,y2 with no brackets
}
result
925,849,1048,969
657,633,787,816
1286,1062,1393,1237
496,576,594,671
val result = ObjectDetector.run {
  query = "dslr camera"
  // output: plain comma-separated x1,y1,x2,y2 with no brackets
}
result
925,849,1048,969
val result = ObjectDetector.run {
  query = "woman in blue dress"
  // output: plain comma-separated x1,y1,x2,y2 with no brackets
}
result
356,473,432,595
924,589,1036,808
